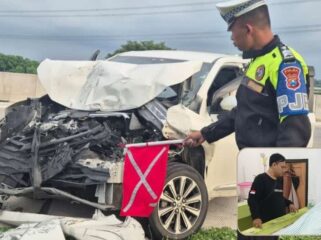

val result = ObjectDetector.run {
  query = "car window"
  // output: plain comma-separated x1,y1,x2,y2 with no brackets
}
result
181,62,214,112
207,66,243,114
209,77,242,114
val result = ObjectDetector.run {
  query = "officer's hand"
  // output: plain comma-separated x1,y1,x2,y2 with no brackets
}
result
183,131,205,147
252,218,262,228
289,204,298,213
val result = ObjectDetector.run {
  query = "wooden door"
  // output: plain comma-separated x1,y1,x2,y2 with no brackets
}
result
283,161,307,209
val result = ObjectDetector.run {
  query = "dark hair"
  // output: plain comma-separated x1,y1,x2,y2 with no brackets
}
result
269,153,286,166
238,5,271,29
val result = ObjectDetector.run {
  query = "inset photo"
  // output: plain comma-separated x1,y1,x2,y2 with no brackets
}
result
237,148,321,236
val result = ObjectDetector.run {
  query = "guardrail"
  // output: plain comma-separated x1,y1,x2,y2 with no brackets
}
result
315,87,321,95
315,94,321,121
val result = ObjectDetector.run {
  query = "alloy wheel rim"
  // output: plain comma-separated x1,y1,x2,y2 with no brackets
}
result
157,176,202,235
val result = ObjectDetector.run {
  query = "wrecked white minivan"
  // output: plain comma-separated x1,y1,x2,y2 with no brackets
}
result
0,50,316,239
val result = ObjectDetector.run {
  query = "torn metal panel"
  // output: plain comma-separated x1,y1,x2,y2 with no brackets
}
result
0,219,65,240
37,59,202,111
0,210,145,240
137,99,167,131
0,97,123,190
31,126,41,188
0,99,38,143
61,210,145,240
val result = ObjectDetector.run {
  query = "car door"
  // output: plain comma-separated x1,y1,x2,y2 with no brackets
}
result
201,64,244,199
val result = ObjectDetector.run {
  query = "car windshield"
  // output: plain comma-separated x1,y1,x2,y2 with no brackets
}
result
109,56,189,102
108,56,213,110
155,62,213,108
181,62,213,109
109,56,213,108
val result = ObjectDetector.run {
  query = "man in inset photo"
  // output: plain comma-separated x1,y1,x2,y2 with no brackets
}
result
248,153,298,229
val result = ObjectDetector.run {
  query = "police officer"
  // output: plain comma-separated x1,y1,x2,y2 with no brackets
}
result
184,0,311,149
184,1,311,239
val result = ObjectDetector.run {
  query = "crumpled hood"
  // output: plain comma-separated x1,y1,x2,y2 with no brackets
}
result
37,59,203,111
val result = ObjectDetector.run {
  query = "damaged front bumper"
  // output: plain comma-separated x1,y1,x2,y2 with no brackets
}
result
0,95,165,210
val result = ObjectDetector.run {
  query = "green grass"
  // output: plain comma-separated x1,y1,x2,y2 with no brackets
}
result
280,237,321,240
0,227,10,232
188,227,236,240
188,228,321,240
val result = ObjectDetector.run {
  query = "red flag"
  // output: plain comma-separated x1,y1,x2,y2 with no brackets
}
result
120,143,169,217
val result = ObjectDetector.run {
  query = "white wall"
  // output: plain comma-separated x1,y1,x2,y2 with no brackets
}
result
0,72,45,102
237,148,321,205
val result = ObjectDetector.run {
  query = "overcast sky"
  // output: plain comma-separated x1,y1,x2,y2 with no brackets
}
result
0,0,321,78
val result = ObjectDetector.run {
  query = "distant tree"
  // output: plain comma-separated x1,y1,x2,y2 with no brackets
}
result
0,53,39,74
106,40,172,58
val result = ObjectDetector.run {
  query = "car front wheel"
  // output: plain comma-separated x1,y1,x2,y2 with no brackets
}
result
149,162,208,239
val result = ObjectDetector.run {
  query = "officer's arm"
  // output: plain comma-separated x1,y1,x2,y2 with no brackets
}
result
276,115,311,147
248,176,264,221
276,62,311,147
200,107,236,143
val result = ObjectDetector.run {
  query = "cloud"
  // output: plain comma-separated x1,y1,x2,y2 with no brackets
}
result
0,0,320,77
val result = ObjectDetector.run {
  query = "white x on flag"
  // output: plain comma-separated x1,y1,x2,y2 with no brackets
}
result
122,146,167,213
121,140,182,217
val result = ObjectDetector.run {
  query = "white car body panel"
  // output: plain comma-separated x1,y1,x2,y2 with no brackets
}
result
37,59,202,111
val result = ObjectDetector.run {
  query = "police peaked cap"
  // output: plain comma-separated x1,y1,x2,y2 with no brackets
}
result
216,0,267,30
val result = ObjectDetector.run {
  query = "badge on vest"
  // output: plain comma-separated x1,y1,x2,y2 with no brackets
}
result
255,65,265,81
276,61,309,116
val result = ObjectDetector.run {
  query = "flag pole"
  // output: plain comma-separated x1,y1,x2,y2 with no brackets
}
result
125,139,184,148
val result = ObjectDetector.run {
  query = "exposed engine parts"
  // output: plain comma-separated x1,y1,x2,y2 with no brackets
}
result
0,95,169,206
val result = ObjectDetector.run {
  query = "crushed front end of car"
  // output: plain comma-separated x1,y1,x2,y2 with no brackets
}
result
0,95,172,210
0,56,210,240
0,58,203,208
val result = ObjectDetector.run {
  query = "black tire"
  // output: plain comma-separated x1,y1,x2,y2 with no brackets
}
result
149,163,208,239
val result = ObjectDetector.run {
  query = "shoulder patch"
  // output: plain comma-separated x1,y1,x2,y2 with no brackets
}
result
282,66,301,91
276,61,309,116
255,65,265,81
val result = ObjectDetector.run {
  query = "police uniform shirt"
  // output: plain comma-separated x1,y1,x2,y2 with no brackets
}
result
201,35,311,149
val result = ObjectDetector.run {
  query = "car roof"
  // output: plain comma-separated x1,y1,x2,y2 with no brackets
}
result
115,50,242,63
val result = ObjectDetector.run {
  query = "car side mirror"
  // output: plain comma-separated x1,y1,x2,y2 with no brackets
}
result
220,95,237,111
